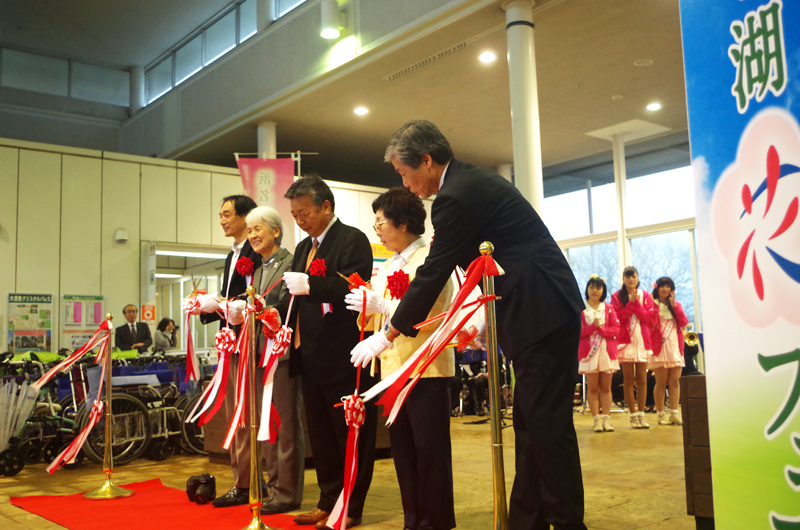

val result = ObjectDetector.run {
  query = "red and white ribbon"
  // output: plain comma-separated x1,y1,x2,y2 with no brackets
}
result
183,296,201,382
33,320,112,391
186,327,236,426
46,333,112,474
361,255,503,424
327,394,366,530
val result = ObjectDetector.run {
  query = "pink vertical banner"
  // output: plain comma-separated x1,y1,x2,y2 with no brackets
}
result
93,302,103,323
73,302,82,324
237,157,296,247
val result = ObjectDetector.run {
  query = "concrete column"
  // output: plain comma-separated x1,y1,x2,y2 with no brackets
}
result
612,134,631,271
496,163,513,182
502,0,544,211
130,66,146,116
257,120,277,158
257,0,276,31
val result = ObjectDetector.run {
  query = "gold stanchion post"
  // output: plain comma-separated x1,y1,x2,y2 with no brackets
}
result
242,287,278,530
84,313,134,500
479,242,508,529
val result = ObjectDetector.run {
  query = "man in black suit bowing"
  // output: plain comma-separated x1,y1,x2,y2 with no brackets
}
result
353,121,587,530
282,176,376,529
115,304,152,353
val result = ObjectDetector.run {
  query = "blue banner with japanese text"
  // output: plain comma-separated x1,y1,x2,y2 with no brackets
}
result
679,0,800,527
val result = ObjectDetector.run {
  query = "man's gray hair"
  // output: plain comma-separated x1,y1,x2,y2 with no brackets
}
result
246,205,284,245
283,175,335,212
384,120,454,168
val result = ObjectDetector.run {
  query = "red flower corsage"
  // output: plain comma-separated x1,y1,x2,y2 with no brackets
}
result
309,258,327,276
387,270,410,300
236,256,254,276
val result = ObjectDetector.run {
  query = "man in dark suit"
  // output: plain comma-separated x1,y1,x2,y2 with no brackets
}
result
282,176,376,529
196,194,264,509
356,120,587,530
115,304,152,353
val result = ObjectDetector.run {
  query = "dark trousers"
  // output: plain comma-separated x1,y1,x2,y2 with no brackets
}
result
302,369,378,518
389,377,456,530
508,316,587,530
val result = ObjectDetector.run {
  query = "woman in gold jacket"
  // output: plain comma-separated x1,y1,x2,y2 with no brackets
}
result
346,187,456,530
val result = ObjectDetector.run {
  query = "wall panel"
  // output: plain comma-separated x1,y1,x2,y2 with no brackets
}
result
141,165,177,242
210,173,244,247
0,146,19,340
61,155,102,295
177,169,212,244
101,159,141,323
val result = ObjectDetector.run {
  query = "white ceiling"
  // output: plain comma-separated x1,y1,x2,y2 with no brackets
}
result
0,0,691,191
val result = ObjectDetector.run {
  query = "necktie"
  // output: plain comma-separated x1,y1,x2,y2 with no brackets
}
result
130,324,137,341
295,239,319,348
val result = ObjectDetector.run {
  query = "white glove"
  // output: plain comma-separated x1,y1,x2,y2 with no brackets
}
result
220,300,246,325
345,286,390,316
182,293,220,315
283,272,310,295
350,332,392,368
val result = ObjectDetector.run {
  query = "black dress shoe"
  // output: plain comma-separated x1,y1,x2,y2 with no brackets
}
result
260,500,301,515
212,486,249,508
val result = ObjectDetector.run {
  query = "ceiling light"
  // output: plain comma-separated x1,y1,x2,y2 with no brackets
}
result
646,102,662,111
155,273,183,279
611,95,623,100
633,59,654,67
479,51,496,64
354,107,368,115
320,0,340,39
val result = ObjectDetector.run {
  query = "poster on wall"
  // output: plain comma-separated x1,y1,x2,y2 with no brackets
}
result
7,293,53,353
679,0,800,527
61,295,104,352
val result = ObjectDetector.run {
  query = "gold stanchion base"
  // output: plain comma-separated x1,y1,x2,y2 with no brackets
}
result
82,478,134,500
241,511,280,530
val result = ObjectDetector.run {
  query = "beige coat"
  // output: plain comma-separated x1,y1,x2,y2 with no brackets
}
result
366,244,455,379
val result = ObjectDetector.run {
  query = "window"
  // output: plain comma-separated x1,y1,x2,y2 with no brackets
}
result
277,0,307,17
566,241,621,297
147,58,173,103
590,182,619,233
1,49,68,97
629,230,696,325
205,10,237,65
626,166,696,227
175,35,203,85
542,189,590,241
239,0,258,42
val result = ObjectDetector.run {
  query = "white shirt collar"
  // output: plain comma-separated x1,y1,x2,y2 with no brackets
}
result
437,160,452,193
388,237,426,273
314,215,338,247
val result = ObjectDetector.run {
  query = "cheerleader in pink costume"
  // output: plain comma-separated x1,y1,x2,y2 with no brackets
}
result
579,276,620,432
649,277,689,425
610,266,657,429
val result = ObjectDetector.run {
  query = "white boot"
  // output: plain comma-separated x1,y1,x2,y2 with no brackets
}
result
658,410,670,425
602,415,614,432
630,411,641,429
669,409,683,425
593,415,603,432
638,411,650,428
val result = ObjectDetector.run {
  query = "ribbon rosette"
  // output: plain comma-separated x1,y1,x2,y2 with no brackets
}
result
387,269,410,300
216,327,237,356
345,272,370,291
308,258,331,315
309,257,327,277
236,256,254,277
455,325,479,352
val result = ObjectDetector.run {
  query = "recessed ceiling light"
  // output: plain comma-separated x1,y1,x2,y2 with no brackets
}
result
479,51,496,64
633,59,654,67
354,107,368,115
611,95,623,100
646,102,662,111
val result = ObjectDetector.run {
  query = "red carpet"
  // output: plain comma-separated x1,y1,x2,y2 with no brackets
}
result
11,478,305,530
